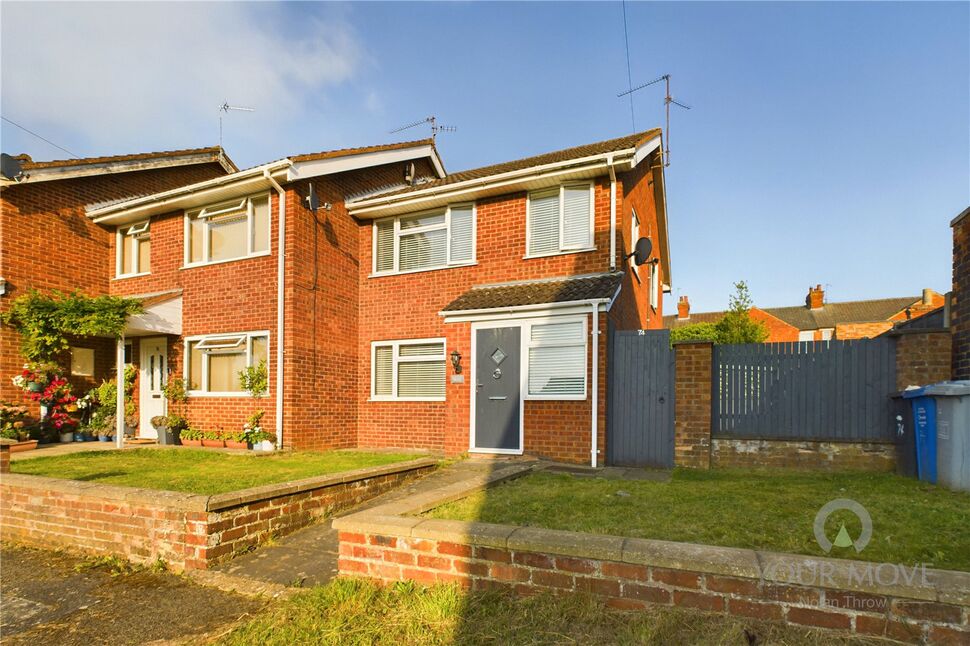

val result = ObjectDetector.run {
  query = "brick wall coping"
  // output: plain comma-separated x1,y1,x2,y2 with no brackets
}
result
710,437,895,445
2,457,439,513
670,340,715,346
887,328,951,338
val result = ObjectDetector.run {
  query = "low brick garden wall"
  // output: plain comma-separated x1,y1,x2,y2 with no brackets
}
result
332,465,970,644
711,439,896,471
0,458,436,571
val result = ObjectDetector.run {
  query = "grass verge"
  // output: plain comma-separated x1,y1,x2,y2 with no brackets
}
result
11,448,424,495
426,469,970,571
216,578,885,645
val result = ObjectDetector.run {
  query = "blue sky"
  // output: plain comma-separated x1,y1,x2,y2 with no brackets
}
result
2,2,967,312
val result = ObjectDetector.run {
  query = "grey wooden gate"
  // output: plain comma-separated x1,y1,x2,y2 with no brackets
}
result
712,338,896,441
607,327,675,467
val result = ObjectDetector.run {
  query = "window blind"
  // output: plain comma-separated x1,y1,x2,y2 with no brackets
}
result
449,206,474,263
562,185,591,249
398,360,445,397
374,346,393,396
375,220,395,272
400,228,447,271
528,321,585,397
372,340,445,399
528,190,560,255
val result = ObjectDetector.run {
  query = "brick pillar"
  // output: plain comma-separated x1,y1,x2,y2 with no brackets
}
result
894,330,953,390
674,341,712,469
952,211,969,380
0,439,13,474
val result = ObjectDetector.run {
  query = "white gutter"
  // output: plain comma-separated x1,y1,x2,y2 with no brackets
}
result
590,301,600,468
264,170,286,450
438,297,612,320
608,155,617,272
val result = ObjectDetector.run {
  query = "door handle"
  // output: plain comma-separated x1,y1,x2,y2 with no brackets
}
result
488,396,507,400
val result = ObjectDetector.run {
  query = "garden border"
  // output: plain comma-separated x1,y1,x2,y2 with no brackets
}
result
333,465,970,644
1,457,437,571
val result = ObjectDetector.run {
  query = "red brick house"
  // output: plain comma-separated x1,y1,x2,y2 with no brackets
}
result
665,285,945,342
43,129,669,465
0,148,236,406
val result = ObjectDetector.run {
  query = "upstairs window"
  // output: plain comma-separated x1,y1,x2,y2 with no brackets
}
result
630,208,641,277
117,221,150,276
371,339,446,400
186,194,270,266
527,183,593,257
373,204,475,275
186,332,268,394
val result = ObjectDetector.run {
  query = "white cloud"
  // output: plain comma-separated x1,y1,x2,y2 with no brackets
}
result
1,2,362,160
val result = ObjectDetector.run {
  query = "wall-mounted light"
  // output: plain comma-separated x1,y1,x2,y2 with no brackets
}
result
450,350,462,374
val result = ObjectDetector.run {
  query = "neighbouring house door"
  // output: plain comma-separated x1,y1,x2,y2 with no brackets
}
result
474,327,521,452
139,337,167,439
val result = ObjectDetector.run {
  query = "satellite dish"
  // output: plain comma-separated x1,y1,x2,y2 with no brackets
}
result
1,153,24,181
633,237,653,265
404,162,416,186
306,183,319,213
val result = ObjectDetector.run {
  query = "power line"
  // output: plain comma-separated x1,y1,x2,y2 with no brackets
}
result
0,116,80,159
621,0,636,132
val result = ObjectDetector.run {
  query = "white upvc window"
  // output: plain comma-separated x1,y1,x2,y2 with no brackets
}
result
372,204,476,275
184,193,270,267
117,221,151,277
526,319,587,399
370,338,446,401
184,331,269,395
649,262,659,310
526,183,594,257
798,330,816,342
630,208,641,278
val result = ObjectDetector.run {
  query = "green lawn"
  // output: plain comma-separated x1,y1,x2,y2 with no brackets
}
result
11,448,424,495
217,578,881,646
427,469,970,572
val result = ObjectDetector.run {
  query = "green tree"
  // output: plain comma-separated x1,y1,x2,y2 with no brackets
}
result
714,281,768,344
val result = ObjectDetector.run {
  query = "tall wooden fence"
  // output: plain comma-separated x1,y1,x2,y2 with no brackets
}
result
712,338,896,442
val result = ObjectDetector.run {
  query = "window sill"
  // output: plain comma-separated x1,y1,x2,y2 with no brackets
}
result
186,391,252,398
369,397,446,403
114,272,150,280
523,394,588,401
180,251,271,270
369,261,477,279
523,247,596,260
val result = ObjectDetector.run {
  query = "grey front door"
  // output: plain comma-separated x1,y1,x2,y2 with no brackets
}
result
475,327,521,451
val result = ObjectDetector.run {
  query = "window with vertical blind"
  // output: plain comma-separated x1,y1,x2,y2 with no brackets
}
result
185,194,270,266
526,320,587,398
184,331,269,395
629,208,641,277
371,339,446,400
373,204,475,275
649,263,659,309
526,183,594,257
117,221,151,277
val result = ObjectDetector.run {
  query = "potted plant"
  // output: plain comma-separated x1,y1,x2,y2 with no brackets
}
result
0,403,37,452
238,361,271,452
243,410,274,451
201,429,224,448
180,427,202,447
224,429,248,450
158,377,188,446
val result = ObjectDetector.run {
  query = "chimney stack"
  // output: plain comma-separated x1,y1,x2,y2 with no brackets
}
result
807,284,824,310
922,288,933,306
677,295,690,320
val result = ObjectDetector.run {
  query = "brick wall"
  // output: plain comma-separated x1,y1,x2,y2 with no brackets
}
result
0,459,435,570
751,309,801,342
673,342,712,468
336,526,969,644
836,322,895,340
953,213,969,380
895,330,954,390
711,439,895,471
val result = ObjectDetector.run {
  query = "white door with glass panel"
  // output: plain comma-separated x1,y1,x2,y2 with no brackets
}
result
139,338,167,438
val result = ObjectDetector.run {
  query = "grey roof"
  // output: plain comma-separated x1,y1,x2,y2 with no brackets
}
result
664,296,920,331
886,306,947,334
442,273,623,312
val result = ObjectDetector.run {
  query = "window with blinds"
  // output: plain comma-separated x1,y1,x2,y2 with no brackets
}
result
186,194,270,266
527,320,586,398
373,204,475,275
371,339,446,400
527,183,593,257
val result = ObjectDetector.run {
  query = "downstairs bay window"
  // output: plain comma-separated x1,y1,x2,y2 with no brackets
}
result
185,194,270,266
373,204,475,275
371,339,446,401
526,319,587,399
185,332,268,395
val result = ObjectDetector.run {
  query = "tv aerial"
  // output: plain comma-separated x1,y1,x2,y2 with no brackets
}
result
389,115,456,139
617,74,691,167
219,101,255,147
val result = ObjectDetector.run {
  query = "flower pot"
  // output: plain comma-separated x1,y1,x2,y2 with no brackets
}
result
182,439,202,447
9,439,38,453
254,440,275,452
201,439,224,448
59,432,74,443
27,382,44,393
225,440,247,450
155,427,177,446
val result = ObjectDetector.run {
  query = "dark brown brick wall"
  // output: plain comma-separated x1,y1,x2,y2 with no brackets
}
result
953,214,969,379
895,330,953,390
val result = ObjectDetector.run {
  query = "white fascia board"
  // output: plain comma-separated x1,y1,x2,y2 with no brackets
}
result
286,144,441,182
632,135,662,168
348,150,637,214
440,299,610,323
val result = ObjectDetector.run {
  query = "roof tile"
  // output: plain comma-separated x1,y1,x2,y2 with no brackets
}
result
442,273,623,312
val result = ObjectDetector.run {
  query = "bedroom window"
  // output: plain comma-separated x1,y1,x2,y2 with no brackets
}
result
371,339,446,400
527,320,586,398
373,204,475,275
185,194,270,266
630,208,641,277
185,332,268,394
526,183,593,257
117,221,151,276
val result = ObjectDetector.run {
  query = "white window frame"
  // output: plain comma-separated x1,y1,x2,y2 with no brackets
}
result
116,220,151,278
524,316,589,400
183,193,271,268
524,182,595,259
649,262,659,310
369,337,447,401
630,208,641,279
183,330,270,397
371,204,476,276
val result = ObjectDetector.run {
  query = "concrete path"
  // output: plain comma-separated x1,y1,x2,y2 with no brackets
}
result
212,458,536,588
